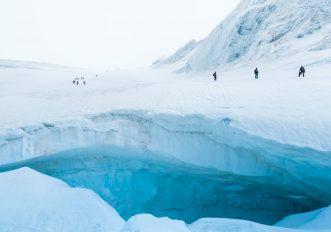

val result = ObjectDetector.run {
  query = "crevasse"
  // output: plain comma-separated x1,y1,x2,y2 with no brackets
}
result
0,110,330,224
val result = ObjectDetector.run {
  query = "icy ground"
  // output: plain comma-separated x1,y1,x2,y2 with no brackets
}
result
1,0,331,230
1,59,331,151
0,59,331,226
0,168,330,232
0,167,125,232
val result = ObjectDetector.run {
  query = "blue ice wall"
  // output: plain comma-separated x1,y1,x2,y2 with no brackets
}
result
0,111,330,225
0,145,325,225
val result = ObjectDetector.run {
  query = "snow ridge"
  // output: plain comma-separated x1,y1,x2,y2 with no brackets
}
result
157,0,331,72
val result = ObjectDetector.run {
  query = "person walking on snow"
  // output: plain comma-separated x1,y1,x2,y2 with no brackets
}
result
213,72,217,81
299,66,305,77
254,67,259,79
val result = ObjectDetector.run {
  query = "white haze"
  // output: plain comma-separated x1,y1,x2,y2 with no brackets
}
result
0,0,240,70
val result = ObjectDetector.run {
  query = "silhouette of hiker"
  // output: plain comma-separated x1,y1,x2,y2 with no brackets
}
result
299,66,305,77
254,68,259,79
213,72,217,81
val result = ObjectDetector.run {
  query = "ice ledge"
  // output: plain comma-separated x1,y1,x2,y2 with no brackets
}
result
0,110,330,224
0,110,330,203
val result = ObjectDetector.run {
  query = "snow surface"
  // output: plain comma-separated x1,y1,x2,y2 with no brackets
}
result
276,206,331,230
0,167,125,232
189,217,331,232
122,214,190,232
120,210,331,232
1,59,331,153
1,0,331,229
0,57,331,224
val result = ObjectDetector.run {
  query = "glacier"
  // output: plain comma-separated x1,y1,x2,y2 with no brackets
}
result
1,51,331,230
1,167,330,232
155,0,331,73
1,0,331,229
0,111,330,225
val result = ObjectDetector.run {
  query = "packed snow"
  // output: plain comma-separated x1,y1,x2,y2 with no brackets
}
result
189,217,331,232
1,50,331,224
0,59,330,227
0,167,125,232
122,214,190,232
276,206,331,230
1,59,331,152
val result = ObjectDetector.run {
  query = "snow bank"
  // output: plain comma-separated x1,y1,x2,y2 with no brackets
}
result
275,206,331,230
189,218,323,232
122,213,331,232
0,167,125,232
122,214,190,232
120,212,331,232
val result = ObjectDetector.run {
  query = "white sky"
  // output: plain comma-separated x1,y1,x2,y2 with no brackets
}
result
0,0,240,70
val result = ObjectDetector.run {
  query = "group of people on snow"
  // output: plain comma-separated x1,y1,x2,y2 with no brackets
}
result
213,66,306,81
73,77,86,85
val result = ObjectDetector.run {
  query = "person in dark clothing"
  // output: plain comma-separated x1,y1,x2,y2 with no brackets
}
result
254,68,259,79
83,81,86,85
299,66,305,77
213,72,217,81
73,80,75,84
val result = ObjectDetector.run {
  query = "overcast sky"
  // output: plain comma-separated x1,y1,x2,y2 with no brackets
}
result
0,0,240,70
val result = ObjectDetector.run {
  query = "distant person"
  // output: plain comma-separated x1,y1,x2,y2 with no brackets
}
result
73,80,75,84
83,80,86,85
299,66,305,77
254,68,259,79
213,72,217,81
77,80,79,85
